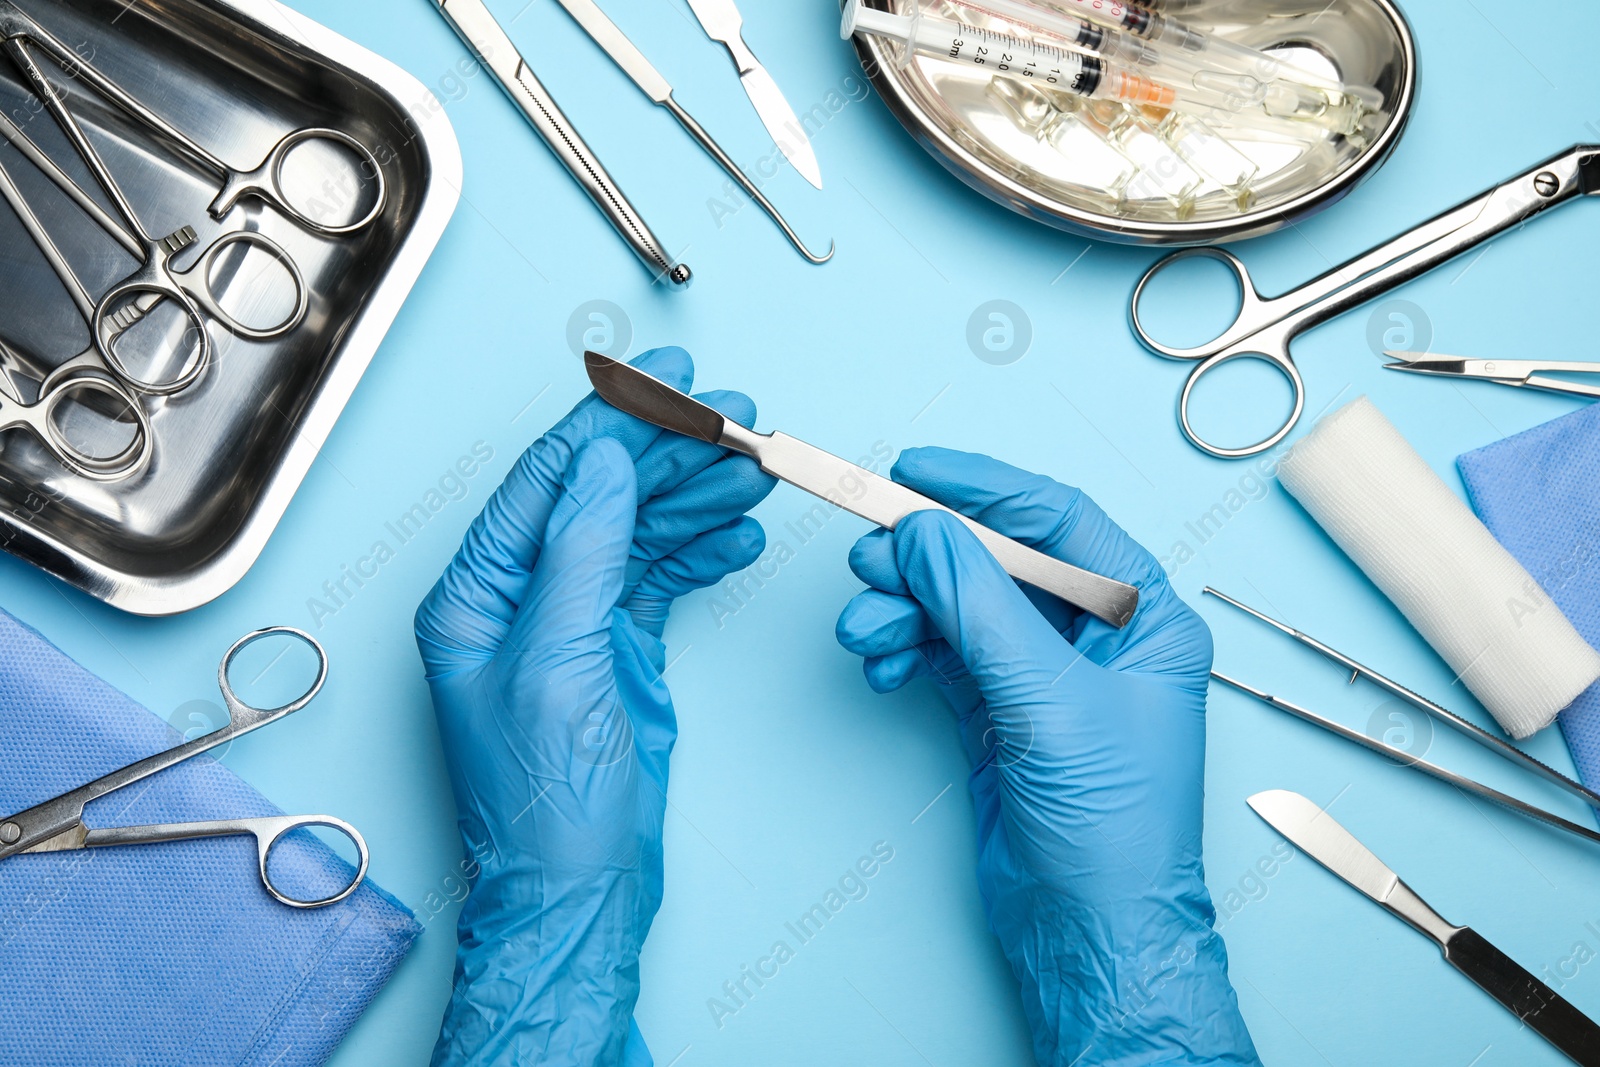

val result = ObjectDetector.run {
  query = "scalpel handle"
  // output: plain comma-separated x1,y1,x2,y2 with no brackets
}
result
435,0,689,288
724,427,1139,628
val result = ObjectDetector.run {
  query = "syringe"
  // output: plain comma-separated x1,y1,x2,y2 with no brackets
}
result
946,0,1373,130
843,1,1365,136
1035,0,1381,108
946,0,1163,70
843,0,1180,108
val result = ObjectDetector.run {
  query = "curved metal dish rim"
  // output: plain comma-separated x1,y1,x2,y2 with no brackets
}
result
852,0,1418,245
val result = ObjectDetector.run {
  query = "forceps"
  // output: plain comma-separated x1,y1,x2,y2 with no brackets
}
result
0,0,386,236
0,628,370,909
1131,145,1600,458
1206,588,1600,849
0,78,307,396
0,335,151,479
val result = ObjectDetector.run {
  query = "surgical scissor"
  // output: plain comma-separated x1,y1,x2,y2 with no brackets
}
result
1131,145,1600,458
0,79,306,396
0,628,370,909
0,335,151,479
0,0,386,237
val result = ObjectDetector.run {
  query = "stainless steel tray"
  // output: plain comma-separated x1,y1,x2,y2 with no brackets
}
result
0,0,460,614
852,0,1416,244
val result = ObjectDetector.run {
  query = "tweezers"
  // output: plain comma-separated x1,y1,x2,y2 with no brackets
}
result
1205,588,1600,848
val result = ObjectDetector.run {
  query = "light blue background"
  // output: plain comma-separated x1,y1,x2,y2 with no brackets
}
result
4,1,1600,1064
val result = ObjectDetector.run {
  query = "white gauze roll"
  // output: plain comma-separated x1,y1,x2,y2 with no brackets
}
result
1277,396,1600,740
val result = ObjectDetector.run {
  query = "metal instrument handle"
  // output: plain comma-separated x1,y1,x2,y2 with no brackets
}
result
0,340,149,481
661,98,834,265
0,629,327,860
725,426,1139,627
31,371,153,481
1177,343,1305,459
83,815,369,909
175,231,311,341
435,0,690,287
1521,374,1600,400
209,128,388,236
1212,673,1600,850
1129,246,1268,362
1204,587,1600,810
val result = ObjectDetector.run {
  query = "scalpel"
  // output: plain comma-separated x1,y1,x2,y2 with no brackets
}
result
584,353,1139,627
1250,790,1600,1066
684,0,823,190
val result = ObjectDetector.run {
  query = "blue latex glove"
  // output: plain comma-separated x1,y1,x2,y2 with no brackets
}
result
836,448,1259,1067
416,348,776,1067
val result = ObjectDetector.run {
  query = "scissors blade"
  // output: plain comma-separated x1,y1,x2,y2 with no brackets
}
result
17,824,88,853
1386,353,1600,381
1382,353,1479,378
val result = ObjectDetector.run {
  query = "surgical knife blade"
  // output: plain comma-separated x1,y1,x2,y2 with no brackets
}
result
684,0,823,189
551,0,832,263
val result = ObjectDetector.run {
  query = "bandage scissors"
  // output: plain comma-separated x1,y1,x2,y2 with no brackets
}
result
0,335,151,479
0,628,370,909
1131,145,1600,458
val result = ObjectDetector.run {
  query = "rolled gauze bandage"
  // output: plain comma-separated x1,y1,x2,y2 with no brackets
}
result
1278,396,1600,740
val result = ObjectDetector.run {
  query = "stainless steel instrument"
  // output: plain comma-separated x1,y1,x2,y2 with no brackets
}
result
0,0,459,614
1217,674,1600,848
0,0,386,236
849,0,1416,243
0,333,151,483
685,0,823,190
434,0,691,288
1249,789,1600,1066
0,628,369,909
1206,588,1600,814
1132,145,1600,458
0,103,306,400
584,352,1139,627
1385,353,1600,400
552,0,833,264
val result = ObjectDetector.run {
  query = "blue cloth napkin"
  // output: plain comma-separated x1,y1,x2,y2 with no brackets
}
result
0,608,421,1067
1459,402,1600,792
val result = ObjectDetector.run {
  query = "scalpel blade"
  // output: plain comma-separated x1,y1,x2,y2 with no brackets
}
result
1250,790,1600,1066
685,0,823,189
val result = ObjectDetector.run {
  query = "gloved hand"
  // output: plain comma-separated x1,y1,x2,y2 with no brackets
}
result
835,448,1259,1067
416,348,776,1067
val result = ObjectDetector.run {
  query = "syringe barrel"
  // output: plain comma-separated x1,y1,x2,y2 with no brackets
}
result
849,3,1106,96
